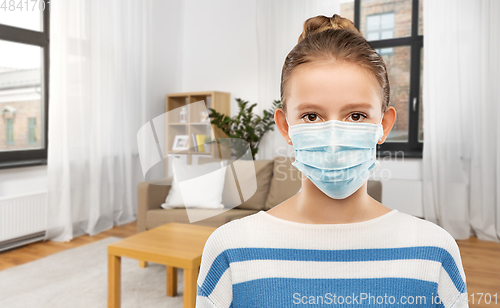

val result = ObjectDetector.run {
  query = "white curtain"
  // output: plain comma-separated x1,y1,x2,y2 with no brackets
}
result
422,0,500,241
45,0,153,242
256,0,341,160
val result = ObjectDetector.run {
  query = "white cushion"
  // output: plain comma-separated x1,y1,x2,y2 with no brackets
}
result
161,161,226,209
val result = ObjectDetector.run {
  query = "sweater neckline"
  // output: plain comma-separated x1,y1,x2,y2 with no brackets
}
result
258,209,398,228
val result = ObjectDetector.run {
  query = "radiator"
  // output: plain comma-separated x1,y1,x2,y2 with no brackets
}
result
0,192,47,252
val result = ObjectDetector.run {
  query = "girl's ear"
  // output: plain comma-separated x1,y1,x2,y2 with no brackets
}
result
378,106,397,144
275,108,293,145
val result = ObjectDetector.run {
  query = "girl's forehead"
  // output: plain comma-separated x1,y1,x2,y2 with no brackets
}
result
287,61,381,110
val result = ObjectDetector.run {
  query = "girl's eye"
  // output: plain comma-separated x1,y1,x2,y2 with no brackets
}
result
347,113,367,122
302,113,320,123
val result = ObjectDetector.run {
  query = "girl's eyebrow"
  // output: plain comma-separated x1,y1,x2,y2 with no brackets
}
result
294,102,374,113
339,102,374,112
294,102,326,112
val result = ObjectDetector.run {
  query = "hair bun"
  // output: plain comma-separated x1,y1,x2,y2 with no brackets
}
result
298,14,361,43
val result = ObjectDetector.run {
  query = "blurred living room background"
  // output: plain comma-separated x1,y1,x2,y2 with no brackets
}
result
0,0,499,307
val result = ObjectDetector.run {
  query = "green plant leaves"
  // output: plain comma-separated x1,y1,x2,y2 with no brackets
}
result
208,98,282,159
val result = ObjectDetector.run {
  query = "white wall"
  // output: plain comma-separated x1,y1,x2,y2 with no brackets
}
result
149,0,185,119
0,0,424,218
0,166,47,199
373,158,424,217
181,0,259,114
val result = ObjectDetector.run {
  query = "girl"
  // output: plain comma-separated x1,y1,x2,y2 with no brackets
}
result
196,14,468,308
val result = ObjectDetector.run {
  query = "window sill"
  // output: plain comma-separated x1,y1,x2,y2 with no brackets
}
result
0,159,47,170
376,150,423,159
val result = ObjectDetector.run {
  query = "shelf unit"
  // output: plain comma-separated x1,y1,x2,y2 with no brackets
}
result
165,91,230,177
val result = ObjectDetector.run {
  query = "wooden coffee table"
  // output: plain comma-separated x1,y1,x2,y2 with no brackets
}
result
107,222,217,308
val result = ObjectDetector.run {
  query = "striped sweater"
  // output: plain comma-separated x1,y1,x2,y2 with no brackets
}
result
196,209,468,308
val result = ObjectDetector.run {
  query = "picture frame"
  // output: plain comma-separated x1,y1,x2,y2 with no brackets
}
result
172,135,189,151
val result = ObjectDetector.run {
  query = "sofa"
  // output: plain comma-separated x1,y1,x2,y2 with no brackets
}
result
137,156,382,233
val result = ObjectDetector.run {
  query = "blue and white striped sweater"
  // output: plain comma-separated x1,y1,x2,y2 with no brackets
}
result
196,209,468,308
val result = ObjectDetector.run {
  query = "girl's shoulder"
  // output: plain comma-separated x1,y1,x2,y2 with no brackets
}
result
389,210,462,257
201,211,265,253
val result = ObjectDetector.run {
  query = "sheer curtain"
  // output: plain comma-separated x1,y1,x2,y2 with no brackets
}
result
422,0,500,241
255,0,341,160
45,0,152,242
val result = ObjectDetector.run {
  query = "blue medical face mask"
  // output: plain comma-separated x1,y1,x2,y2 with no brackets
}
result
288,117,384,199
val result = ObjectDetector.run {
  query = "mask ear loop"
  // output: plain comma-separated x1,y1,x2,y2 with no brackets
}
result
373,114,385,172
378,114,385,142
285,115,292,145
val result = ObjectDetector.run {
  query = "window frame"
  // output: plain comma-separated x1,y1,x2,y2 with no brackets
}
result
366,12,394,39
366,11,395,56
354,0,423,158
0,8,50,169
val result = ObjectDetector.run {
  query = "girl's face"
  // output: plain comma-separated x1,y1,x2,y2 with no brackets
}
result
275,61,396,145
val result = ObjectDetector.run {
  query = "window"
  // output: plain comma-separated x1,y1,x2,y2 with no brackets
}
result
6,118,14,144
0,4,49,168
28,117,37,144
341,0,423,158
366,12,394,55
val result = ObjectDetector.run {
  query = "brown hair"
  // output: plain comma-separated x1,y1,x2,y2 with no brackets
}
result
280,14,390,115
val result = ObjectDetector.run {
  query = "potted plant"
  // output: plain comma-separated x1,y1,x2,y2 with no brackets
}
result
208,98,282,160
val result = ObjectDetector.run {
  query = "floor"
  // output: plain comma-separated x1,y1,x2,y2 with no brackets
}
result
0,221,499,308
